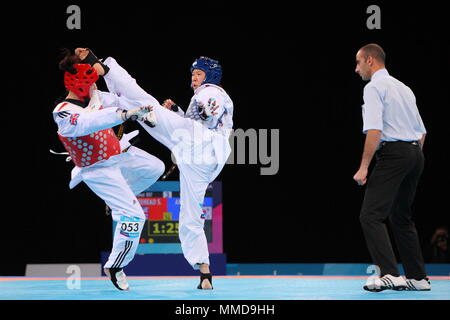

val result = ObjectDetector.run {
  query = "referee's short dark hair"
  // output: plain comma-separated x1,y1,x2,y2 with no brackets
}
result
359,43,386,64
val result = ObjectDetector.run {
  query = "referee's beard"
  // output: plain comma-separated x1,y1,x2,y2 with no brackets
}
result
357,70,372,81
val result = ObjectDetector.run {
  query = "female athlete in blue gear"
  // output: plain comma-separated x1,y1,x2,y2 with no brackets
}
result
77,49,234,290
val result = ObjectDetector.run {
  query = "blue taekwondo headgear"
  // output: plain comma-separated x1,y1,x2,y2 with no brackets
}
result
190,56,222,85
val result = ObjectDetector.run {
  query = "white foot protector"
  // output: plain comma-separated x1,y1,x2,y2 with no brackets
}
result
104,268,130,291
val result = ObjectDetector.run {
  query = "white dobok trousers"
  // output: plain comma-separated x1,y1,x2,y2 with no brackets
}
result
78,138,164,269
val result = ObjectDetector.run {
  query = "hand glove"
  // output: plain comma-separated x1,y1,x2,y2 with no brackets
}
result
142,109,157,128
198,98,218,121
162,99,180,112
117,106,153,122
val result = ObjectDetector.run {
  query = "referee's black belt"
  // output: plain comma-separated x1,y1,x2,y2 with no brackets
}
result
380,140,420,147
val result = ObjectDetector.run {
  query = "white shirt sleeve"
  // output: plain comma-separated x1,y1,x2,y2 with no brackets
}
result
53,107,123,137
362,84,384,134
416,112,427,135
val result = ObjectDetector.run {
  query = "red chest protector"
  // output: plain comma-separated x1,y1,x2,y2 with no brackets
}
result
58,128,121,167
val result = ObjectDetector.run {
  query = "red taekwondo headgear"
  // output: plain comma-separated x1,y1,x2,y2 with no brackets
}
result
64,63,99,100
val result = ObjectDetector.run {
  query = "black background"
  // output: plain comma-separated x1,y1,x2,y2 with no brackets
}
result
1,1,448,275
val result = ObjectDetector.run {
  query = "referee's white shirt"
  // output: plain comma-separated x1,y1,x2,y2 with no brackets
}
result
361,68,427,142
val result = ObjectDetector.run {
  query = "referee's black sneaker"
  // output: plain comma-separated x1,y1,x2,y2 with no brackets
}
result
364,274,407,292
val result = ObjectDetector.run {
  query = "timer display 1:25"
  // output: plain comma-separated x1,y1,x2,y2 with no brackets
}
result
148,221,179,235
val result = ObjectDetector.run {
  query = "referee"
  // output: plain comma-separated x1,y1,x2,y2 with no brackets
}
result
353,43,430,292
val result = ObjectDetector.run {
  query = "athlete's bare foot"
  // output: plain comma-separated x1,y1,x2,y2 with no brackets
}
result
200,277,213,289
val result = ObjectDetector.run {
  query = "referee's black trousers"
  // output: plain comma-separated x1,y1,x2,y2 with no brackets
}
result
360,141,426,279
